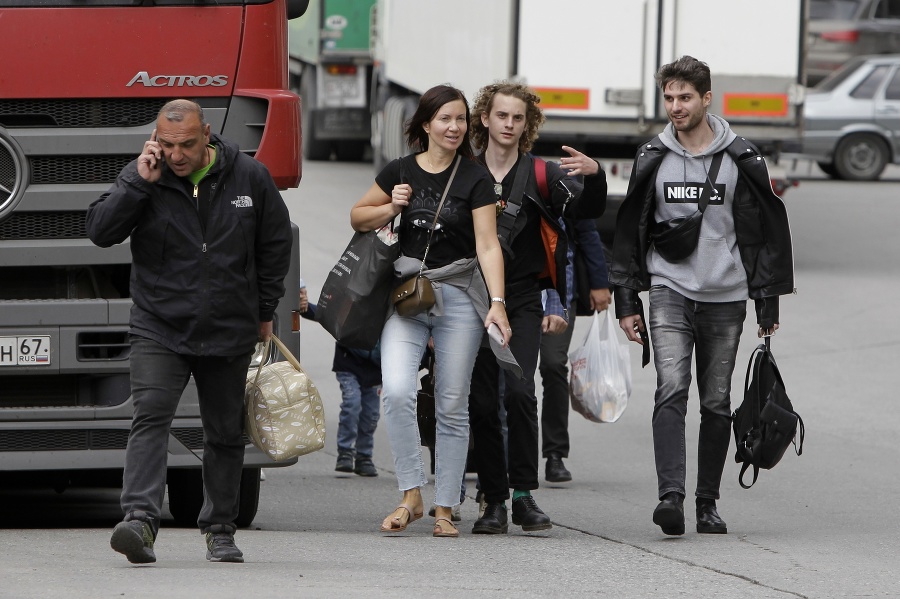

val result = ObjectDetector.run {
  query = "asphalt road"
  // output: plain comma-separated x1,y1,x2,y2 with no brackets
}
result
1,159,898,599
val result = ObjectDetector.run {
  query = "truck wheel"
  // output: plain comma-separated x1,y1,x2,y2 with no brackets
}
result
834,133,889,181
300,69,333,161
816,161,838,178
373,94,418,172
166,467,262,528
233,468,261,528
166,468,203,527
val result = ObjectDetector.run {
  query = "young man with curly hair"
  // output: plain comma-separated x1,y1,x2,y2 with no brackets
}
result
466,82,607,534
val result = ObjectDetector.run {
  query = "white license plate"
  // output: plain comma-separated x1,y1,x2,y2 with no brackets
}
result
323,77,361,100
0,336,51,366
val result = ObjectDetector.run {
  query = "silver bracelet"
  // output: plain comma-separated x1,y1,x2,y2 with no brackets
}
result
490,297,506,307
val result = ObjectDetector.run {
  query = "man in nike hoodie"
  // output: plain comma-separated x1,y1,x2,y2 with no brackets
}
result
609,56,794,536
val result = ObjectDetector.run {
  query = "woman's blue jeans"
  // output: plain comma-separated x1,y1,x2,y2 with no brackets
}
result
335,372,381,458
648,285,745,501
380,284,483,507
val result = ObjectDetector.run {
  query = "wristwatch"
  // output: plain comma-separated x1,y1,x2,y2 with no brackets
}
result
490,297,506,307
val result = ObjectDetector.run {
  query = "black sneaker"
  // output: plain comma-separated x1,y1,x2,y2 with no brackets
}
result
335,451,354,473
511,496,552,531
354,456,378,477
110,519,156,564
653,492,685,536
205,531,244,563
545,453,572,483
472,502,509,534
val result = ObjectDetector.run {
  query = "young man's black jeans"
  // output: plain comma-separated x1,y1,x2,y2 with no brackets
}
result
648,286,745,501
468,283,543,504
121,336,251,534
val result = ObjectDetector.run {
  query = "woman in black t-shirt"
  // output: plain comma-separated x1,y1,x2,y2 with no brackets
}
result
351,85,510,539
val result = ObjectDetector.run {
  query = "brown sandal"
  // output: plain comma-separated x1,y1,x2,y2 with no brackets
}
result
380,500,424,533
433,517,459,538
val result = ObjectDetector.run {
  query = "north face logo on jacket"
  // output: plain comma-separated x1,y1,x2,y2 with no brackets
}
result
232,196,253,208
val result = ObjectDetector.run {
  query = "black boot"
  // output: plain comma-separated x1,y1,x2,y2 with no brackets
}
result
472,502,508,534
696,498,728,534
652,492,685,536
545,453,572,483
511,495,552,532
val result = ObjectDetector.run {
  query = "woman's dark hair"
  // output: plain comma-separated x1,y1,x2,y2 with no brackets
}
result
656,55,712,96
405,85,474,158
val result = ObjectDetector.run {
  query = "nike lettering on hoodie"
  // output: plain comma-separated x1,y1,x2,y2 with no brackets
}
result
663,182,726,204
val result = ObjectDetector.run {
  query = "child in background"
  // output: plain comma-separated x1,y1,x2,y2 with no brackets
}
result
300,284,382,477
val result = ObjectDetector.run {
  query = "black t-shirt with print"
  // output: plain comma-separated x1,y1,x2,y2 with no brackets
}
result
376,154,494,268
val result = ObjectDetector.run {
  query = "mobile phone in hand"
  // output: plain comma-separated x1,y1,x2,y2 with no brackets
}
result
487,323,505,346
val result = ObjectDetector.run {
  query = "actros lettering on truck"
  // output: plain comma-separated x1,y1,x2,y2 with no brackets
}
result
126,71,229,87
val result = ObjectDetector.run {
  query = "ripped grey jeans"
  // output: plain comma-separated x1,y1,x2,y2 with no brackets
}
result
648,285,746,501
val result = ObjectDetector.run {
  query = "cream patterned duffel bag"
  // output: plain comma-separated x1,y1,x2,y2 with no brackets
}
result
245,334,326,462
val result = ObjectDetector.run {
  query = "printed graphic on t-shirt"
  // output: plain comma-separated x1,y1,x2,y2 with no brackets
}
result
663,182,726,205
405,184,462,234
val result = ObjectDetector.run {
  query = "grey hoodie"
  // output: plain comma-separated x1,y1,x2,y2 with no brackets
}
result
648,113,749,303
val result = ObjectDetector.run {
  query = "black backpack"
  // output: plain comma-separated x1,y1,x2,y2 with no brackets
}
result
732,338,805,488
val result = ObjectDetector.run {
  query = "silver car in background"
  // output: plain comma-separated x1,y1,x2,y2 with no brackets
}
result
802,54,900,180
808,0,900,86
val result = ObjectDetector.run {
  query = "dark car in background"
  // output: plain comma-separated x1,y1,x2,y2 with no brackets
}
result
808,0,900,86
802,54,900,180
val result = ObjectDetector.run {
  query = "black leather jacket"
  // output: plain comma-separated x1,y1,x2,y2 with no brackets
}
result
610,135,794,329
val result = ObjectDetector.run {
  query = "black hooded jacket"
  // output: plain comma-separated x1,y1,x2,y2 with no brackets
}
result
86,133,292,356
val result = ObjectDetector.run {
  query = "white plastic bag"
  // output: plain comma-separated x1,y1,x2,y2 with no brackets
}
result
568,310,632,423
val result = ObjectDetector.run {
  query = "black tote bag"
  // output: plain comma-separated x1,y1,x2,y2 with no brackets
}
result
317,225,399,350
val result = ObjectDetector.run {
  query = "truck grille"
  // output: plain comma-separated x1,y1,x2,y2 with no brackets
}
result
0,429,253,452
0,429,131,452
31,155,133,185
0,99,166,128
77,331,131,361
0,211,86,240
1,146,16,199
0,134,25,214
0,373,131,407
169,429,254,450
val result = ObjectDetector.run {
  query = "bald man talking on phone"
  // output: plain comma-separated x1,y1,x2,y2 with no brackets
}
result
87,99,292,565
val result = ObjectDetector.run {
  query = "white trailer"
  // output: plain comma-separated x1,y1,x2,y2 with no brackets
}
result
371,0,807,168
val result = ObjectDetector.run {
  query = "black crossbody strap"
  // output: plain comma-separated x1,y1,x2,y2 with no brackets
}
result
419,155,461,274
699,151,724,213
496,154,532,246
